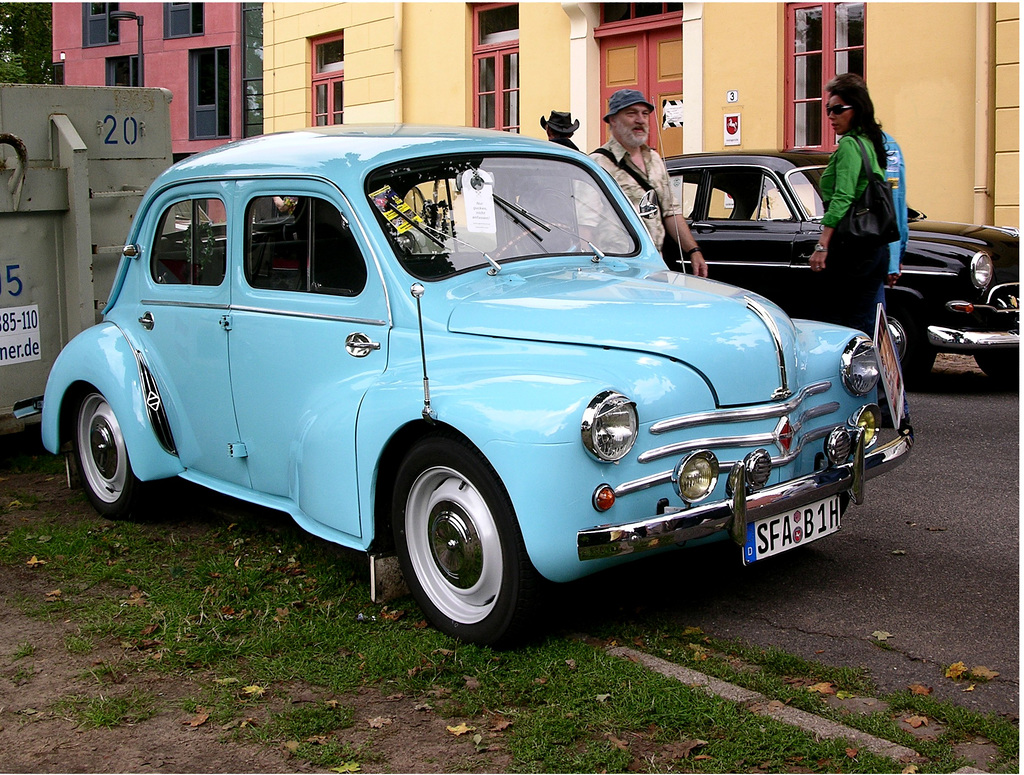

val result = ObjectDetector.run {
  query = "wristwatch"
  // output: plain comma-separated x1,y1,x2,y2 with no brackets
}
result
813,243,827,253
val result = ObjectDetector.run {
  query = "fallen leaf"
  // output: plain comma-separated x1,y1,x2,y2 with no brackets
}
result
281,740,301,753
901,766,919,774
533,677,547,685
908,683,932,695
963,683,976,692
946,661,968,680
846,747,859,758
214,677,239,686
368,716,393,728
606,734,629,751
565,659,576,670
446,723,474,736
490,718,512,731
905,715,928,728
242,684,266,697
891,549,906,555
872,630,893,641
595,693,612,702
26,555,46,567
970,665,999,680
807,682,836,695
693,754,712,761
45,589,62,600
836,690,856,700
305,735,329,745
184,711,209,728
463,675,481,691
665,739,707,760
331,763,360,773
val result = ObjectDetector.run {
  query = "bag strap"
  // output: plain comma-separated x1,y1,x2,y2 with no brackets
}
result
592,146,655,193
852,135,885,184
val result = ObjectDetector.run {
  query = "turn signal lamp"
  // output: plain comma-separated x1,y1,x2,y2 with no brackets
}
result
592,484,616,512
673,450,719,503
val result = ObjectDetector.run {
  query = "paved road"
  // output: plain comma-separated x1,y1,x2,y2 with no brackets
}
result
561,358,1018,718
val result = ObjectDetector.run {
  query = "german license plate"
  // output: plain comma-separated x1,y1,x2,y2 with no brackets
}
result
742,494,842,564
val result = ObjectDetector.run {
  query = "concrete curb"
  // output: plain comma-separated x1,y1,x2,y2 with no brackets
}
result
606,646,926,765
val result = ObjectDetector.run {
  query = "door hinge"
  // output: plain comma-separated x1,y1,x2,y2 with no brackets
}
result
227,442,248,458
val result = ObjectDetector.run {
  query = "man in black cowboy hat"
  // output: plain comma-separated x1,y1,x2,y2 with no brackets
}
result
540,110,580,150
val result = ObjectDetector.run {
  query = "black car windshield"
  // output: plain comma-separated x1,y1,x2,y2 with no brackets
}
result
366,154,638,279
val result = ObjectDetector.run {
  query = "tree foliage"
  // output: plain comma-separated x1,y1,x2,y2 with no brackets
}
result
0,3,53,84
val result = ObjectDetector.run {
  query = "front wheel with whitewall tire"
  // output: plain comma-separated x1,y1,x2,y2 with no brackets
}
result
391,431,541,646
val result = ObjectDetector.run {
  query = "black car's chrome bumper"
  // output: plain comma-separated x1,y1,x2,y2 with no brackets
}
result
577,425,913,562
927,326,1019,351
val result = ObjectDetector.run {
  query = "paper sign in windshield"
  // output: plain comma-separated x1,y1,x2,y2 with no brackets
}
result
460,170,496,234
370,184,424,235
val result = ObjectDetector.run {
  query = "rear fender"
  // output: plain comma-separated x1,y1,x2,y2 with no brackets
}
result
41,324,183,481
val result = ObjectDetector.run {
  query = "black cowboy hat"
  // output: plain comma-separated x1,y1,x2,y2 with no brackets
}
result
540,110,580,134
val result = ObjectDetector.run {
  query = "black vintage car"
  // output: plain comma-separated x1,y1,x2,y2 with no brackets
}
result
666,151,1019,383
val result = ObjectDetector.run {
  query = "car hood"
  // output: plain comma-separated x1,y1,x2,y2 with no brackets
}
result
445,265,800,407
910,220,1019,256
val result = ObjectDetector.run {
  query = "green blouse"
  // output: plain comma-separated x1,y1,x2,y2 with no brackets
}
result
819,130,885,229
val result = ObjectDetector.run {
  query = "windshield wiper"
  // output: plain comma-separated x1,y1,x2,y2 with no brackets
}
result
418,222,502,275
494,194,608,263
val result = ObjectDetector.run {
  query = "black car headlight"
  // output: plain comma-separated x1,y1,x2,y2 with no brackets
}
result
581,391,638,462
841,336,879,396
970,251,994,289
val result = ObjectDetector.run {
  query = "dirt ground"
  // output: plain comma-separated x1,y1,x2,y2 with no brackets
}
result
0,355,1001,773
0,457,512,774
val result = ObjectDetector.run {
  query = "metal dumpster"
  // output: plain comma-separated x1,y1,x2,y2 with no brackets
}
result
0,84,172,434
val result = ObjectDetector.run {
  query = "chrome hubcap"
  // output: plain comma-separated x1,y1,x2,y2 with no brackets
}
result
90,419,118,480
428,504,483,589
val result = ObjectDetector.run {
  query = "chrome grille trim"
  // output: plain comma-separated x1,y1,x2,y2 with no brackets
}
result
650,381,832,434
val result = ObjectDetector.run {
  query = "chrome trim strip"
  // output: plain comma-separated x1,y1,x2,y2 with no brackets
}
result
140,299,231,310
229,304,387,327
926,327,1019,350
650,381,831,434
745,296,791,399
578,427,913,561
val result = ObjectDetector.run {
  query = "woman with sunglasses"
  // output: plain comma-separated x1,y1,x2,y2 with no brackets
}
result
809,73,890,336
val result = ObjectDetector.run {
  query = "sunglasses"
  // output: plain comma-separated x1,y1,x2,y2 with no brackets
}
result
826,104,854,116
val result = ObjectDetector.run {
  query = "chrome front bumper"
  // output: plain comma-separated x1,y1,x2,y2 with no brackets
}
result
927,326,1019,351
577,425,913,562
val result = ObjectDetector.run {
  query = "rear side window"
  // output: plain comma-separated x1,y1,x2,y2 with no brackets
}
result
245,195,368,296
706,169,793,222
150,198,228,286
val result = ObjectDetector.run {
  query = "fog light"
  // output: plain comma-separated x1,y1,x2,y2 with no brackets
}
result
852,404,881,448
592,484,616,512
743,448,773,490
825,427,852,465
673,450,719,503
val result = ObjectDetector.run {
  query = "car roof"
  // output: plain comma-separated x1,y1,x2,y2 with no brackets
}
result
665,150,830,172
160,125,574,185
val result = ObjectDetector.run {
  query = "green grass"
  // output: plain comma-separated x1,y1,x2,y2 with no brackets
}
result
1,462,1017,773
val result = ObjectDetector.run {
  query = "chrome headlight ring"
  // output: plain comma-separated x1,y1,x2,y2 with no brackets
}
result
970,251,994,290
841,336,880,396
581,391,638,462
672,450,720,503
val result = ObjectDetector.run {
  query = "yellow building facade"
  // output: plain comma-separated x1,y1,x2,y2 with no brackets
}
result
263,2,1018,227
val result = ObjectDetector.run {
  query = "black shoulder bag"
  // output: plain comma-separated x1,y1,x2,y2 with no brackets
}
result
832,136,901,252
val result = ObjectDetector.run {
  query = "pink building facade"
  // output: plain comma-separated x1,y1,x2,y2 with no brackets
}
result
52,3,263,159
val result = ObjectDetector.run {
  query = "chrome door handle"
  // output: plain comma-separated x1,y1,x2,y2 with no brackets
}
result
139,311,154,330
345,332,381,358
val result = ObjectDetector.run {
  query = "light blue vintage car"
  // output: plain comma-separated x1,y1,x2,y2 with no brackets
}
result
41,126,912,645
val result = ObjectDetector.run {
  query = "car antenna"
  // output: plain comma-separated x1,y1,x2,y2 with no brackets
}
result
411,283,437,423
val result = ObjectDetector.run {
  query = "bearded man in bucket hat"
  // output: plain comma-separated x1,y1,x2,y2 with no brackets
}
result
590,89,707,276
540,110,580,150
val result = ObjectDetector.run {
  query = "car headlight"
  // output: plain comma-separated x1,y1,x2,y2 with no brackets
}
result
970,251,994,289
841,336,879,396
581,391,638,462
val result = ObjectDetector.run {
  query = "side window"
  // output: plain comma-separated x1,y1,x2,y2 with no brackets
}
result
707,169,769,220
150,198,227,286
670,170,701,219
245,196,367,296
755,176,794,221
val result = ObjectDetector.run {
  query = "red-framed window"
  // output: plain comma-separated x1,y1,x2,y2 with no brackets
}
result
473,4,519,133
785,2,865,151
312,33,344,126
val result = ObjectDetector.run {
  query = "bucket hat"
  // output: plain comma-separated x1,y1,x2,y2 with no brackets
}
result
603,89,655,122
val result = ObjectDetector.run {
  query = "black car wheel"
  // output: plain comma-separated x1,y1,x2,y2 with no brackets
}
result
73,391,141,519
392,431,541,646
974,350,1019,386
886,304,935,381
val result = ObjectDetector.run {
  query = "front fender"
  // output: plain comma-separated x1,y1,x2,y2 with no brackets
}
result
41,324,183,482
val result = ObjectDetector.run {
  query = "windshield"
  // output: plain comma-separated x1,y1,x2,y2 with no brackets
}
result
785,167,825,220
366,154,638,279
